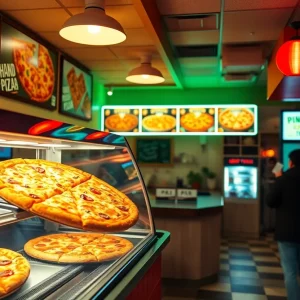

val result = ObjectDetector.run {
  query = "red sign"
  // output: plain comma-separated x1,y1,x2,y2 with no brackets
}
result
228,158,254,165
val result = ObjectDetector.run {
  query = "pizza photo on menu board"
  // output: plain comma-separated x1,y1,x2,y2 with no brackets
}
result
0,158,139,232
218,107,255,132
180,107,215,132
104,108,139,132
142,108,177,132
0,21,58,110
60,58,93,120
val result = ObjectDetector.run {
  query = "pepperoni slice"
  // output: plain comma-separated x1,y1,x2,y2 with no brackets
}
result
117,205,129,212
56,183,63,188
34,167,45,173
42,238,52,242
8,178,20,184
36,243,46,247
0,260,12,266
30,194,40,199
80,194,93,202
90,188,102,195
98,213,110,220
0,270,14,277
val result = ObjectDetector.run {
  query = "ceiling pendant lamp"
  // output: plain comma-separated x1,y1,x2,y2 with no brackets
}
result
276,21,300,76
59,0,126,45
126,55,165,84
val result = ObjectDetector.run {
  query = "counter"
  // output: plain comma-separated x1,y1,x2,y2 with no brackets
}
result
150,193,223,283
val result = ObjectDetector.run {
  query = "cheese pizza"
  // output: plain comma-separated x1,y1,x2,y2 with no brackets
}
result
105,114,138,132
219,108,254,131
142,115,176,132
0,159,139,231
180,112,214,132
0,249,30,298
24,233,133,263
13,39,55,102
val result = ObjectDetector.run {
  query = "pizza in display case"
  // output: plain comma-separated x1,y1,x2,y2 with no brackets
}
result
0,109,159,300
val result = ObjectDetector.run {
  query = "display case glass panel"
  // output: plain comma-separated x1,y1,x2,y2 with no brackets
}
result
0,109,154,300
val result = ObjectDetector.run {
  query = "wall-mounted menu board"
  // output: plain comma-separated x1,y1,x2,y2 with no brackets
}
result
281,111,300,140
135,138,173,165
0,21,58,110
59,58,93,120
101,105,258,136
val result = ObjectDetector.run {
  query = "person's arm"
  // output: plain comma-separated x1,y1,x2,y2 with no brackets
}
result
266,174,283,208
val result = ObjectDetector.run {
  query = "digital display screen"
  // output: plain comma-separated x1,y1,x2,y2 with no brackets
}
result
282,111,300,140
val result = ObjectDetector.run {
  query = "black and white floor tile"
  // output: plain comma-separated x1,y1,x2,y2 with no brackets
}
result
163,234,287,300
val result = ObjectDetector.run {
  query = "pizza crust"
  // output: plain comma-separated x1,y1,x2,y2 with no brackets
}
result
30,203,82,229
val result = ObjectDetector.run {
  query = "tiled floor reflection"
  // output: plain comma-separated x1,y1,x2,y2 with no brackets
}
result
163,234,287,300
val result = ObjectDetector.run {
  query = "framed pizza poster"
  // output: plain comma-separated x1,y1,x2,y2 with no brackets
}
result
59,57,93,121
179,107,215,133
0,20,58,110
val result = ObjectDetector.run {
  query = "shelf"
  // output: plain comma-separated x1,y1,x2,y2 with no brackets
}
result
0,210,33,227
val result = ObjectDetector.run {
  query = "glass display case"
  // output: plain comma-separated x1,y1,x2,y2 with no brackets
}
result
224,157,258,200
0,109,157,300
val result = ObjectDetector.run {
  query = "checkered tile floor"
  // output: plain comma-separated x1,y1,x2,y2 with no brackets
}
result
163,234,287,300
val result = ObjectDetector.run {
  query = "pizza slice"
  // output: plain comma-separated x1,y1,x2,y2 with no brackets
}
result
58,245,98,263
30,191,82,228
24,234,82,262
24,159,91,188
66,233,103,245
0,249,30,297
70,177,139,231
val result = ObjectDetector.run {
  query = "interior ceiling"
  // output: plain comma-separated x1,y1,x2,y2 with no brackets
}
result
0,0,299,89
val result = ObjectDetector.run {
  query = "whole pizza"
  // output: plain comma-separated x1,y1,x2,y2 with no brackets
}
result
13,38,55,102
0,159,139,231
219,108,254,131
105,114,138,132
0,248,30,298
180,112,214,132
142,115,176,132
24,233,133,263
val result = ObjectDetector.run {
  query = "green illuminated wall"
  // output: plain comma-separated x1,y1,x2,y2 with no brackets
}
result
105,86,271,106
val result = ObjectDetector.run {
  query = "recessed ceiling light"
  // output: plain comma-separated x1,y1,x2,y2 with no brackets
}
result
126,55,165,85
59,0,126,46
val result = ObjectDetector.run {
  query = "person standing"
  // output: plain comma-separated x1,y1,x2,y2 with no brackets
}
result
266,149,300,300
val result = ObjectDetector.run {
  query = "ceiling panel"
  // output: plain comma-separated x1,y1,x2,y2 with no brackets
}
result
225,0,298,11
170,30,219,46
179,57,219,68
0,0,60,10
82,60,127,71
4,9,70,32
156,0,221,15
109,46,159,59
68,5,144,29
62,47,117,61
60,0,132,7
223,8,293,43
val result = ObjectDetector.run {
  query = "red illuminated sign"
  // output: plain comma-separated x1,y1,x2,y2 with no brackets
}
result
228,158,254,165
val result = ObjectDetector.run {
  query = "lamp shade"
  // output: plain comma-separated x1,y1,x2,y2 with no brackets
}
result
59,3,126,46
126,63,165,84
276,39,300,76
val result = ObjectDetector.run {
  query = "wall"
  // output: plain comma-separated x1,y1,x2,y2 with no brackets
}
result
106,86,276,106
0,76,105,130
127,136,223,190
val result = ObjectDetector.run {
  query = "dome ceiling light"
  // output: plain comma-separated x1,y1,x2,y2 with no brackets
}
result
276,21,300,76
126,55,165,85
59,0,126,46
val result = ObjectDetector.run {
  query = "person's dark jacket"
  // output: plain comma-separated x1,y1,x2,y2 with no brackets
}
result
266,167,300,243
